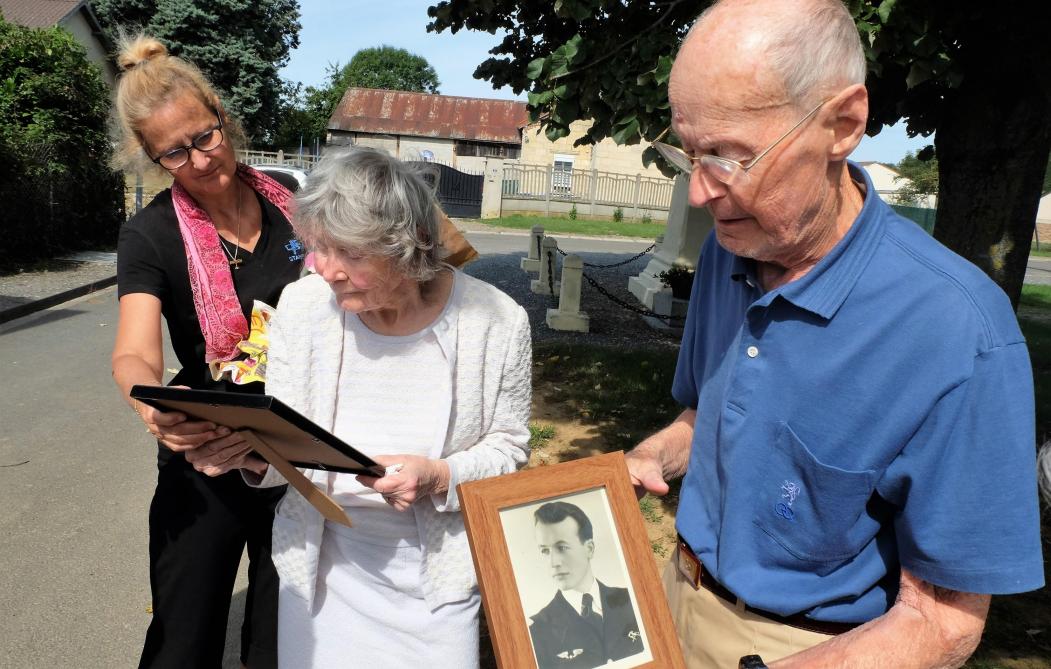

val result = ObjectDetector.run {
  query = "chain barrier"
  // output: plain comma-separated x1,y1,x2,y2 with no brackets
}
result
555,243,656,268
533,233,681,325
580,271,685,325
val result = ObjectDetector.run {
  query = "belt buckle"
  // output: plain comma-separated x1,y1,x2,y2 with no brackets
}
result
675,538,701,590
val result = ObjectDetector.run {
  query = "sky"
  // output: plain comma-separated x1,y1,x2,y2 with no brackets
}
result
280,0,931,165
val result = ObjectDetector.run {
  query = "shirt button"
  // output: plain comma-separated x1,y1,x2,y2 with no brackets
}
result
746,345,759,358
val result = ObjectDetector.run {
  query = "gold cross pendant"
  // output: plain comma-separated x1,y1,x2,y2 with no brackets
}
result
229,258,243,269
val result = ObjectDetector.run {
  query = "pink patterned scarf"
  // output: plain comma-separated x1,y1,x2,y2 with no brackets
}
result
171,164,294,364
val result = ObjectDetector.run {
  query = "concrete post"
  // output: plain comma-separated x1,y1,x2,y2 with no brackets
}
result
628,174,713,309
546,254,590,332
480,158,505,219
531,237,560,295
544,166,552,217
632,174,641,221
277,149,284,165
520,225,544,272
589,168,599,216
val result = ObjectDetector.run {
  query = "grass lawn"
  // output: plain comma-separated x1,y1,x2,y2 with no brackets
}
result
512,288,1051,668
475,213,667,239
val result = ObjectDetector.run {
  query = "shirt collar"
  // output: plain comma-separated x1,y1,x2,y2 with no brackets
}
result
560,577,603,617
734,161,885,320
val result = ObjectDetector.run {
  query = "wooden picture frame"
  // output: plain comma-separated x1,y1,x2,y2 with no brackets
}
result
459,451,685,669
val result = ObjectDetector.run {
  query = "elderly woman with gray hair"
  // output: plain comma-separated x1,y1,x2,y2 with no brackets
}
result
189,146,532,666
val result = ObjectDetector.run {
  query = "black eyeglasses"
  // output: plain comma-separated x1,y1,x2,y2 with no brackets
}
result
148,109,225,170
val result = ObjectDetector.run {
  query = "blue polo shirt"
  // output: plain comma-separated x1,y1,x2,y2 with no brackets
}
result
672,163,1044,624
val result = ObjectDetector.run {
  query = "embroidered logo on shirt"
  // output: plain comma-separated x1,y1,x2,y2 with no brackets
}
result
776,480,800,521
285,238,305,262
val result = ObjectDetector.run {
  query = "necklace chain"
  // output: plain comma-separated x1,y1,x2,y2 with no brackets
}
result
218,182,244,269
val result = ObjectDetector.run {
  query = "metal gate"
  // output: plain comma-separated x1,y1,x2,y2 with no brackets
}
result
412,162,483,218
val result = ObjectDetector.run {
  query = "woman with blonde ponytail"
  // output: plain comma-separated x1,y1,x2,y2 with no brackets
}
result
110,34,302,669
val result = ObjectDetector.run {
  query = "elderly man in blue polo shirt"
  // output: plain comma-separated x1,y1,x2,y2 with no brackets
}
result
626,0,1046,667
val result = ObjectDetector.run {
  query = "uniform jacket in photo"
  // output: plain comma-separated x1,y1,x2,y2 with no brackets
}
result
528,581,643,669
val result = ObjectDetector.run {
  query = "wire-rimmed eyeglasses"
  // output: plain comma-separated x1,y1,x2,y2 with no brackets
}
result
651,99,829,187
148,108,225,170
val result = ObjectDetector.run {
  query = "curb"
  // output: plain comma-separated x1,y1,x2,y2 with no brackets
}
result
0,275,117,326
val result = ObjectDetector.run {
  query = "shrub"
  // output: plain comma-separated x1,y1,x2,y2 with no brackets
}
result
613,207,624,222
569,203,578,220
0,17,123,270
656,264,695,299
641,213,653,224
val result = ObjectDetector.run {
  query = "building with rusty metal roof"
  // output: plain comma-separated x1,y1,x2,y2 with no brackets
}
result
327,87,529,172
0,0,115,85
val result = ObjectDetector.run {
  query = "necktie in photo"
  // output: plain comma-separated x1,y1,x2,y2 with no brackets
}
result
581,593,604,636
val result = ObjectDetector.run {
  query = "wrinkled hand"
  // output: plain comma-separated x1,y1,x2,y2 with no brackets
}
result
624,445,670,499
356,454,450,512
185,431,268,478
135,387,228,452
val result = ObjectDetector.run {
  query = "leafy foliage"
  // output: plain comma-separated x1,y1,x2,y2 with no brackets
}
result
274,46,441,151
894,151,938,205
0,17,123,268
92,0,301,145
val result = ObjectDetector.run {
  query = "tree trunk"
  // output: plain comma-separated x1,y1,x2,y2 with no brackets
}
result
934,20,1051,311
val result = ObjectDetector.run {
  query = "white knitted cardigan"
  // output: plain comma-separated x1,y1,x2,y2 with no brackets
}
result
255,270,532,610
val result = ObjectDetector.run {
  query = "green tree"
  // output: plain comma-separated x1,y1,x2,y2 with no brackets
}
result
428,0,1051,308
339,45,441,94
0,16,123,268
894,152,938,205
91,0,301,144
277,46,440,151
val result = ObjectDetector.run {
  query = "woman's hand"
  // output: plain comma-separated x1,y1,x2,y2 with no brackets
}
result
356,454,450,512
135,388,229,452
184,431,269,478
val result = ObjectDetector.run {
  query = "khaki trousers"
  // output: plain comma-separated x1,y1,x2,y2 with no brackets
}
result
662,554,834,668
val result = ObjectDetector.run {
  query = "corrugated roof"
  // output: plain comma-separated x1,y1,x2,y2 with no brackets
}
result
0,0,83,28
329,88,529,145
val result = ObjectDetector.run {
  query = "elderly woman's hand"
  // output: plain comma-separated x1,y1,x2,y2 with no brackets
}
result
356,454,451,512
185,431,269,478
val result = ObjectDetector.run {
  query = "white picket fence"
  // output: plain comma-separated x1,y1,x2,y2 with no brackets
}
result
236,149,318,170
501,163,674,219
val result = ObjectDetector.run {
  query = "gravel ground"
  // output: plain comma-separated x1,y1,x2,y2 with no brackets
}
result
462,249,682,350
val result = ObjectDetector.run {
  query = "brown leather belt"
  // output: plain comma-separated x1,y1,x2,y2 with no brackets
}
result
675,536,860,637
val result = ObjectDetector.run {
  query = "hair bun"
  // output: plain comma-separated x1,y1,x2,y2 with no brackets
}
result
117,35,168,72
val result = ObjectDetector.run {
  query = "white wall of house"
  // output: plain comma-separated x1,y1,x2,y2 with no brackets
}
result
59,11,115,87
399,136,455,163
325,131,495,171
519,119,669,179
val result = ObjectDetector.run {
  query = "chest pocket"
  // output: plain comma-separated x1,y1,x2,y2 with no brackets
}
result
752,423,878,569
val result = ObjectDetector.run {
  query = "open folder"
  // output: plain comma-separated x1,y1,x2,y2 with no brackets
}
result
131,385,380,526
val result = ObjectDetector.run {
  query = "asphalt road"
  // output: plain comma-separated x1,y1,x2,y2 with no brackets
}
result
0,290,249,668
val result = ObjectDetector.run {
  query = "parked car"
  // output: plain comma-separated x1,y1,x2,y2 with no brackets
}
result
253,164,309,191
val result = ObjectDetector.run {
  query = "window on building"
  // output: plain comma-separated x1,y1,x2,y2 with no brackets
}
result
552,154,575,194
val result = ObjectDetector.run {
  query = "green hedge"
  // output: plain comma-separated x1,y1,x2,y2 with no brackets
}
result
0,17,123,270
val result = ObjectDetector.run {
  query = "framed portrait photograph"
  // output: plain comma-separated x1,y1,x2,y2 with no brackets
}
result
459,451,684,669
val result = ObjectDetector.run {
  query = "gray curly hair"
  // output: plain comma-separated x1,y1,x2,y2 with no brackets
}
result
293,146,444,283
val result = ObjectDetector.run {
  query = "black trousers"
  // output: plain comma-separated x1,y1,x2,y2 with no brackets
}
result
139,447,285,669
